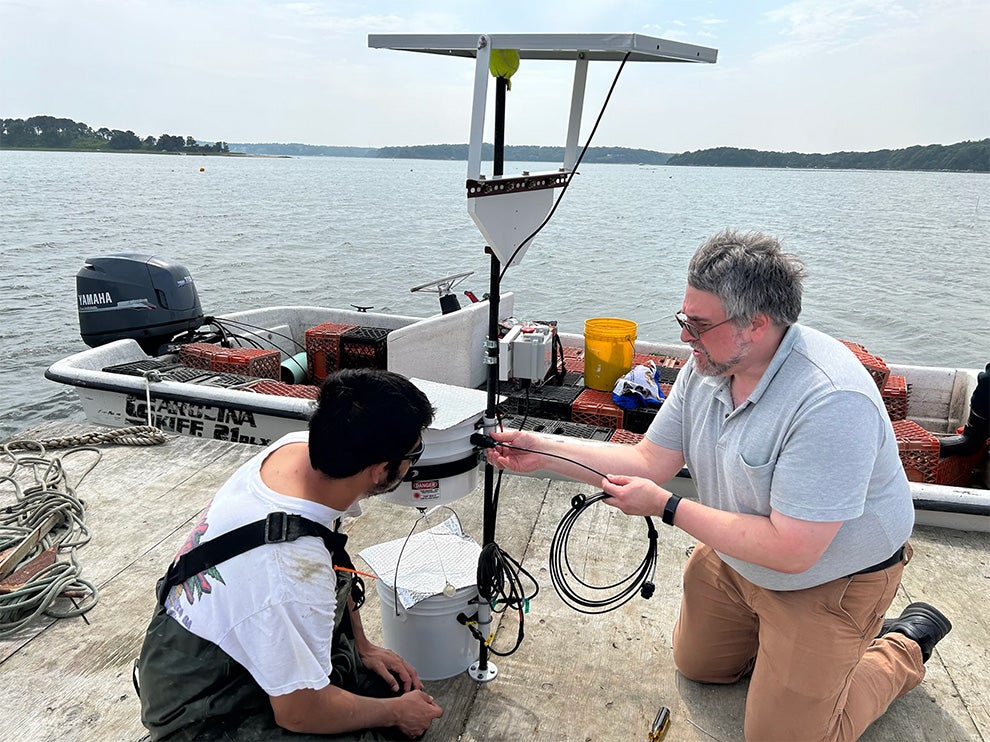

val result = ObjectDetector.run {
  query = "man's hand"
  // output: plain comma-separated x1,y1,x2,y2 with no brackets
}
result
600,474,667,517
393,690,443,738
358,642,422,693
487,430,545,473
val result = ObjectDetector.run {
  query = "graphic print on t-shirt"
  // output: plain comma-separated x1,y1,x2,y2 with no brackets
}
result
173,507,226,605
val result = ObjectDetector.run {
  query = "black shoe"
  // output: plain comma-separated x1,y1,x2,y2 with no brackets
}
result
877,602,952,662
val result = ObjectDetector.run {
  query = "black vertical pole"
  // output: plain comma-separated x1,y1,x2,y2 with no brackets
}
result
478,75,508,675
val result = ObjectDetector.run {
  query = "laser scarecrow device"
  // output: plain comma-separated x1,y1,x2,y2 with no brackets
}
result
370,31,717,684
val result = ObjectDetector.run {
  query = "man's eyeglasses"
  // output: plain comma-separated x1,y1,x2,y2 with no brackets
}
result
402,438,425,466
675,311,735,341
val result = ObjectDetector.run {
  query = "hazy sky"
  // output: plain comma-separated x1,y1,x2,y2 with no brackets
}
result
2,0,987,154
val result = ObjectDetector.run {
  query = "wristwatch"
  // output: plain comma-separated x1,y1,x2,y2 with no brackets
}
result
661,494,681,526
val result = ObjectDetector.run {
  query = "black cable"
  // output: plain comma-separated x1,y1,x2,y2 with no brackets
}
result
497,51,632,282
471,433,657,614
550,492,658,614
222,332,263,349
211,318,309,382
494,440,608,481
212,317,307,353
475,541,540,656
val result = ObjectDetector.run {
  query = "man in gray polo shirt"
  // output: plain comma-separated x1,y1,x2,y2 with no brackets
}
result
489,229,951,741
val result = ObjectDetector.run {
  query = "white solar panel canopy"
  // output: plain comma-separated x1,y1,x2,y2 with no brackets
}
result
367,33,717,64
368,32,718,265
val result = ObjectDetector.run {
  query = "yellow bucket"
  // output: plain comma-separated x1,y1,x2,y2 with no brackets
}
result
583,318,637,391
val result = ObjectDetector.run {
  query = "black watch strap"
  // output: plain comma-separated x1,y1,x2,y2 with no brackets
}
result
662,494,681,526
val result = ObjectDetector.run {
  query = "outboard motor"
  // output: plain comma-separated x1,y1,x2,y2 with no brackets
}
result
76,254,204,354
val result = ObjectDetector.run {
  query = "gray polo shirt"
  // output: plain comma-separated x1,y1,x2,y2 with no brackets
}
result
647,323,913,590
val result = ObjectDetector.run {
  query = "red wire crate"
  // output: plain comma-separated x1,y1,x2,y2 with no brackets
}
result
571,389,623,429
631,353,665,368
839,339,869,354
246,380,321,400
608,429,644,445
882,374,909,421
177,343,280,379
851,349,890,390
892,419,939,483
305,322,357,381
935,440,987,487
852,350,890,392
561,345,585,373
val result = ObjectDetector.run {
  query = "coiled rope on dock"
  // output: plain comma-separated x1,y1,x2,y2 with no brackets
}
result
0,422,167,638
0,444,106,638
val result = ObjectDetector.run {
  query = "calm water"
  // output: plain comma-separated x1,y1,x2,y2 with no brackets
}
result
1,150,988,440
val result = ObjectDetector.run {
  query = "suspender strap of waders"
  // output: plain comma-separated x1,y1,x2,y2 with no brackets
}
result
156,512,364,608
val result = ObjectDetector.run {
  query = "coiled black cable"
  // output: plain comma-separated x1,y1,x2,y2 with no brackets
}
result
474,540,540,656
549,491,658,615
475,434,659,615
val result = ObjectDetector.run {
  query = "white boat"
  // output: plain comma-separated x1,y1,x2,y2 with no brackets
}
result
44,295,989,532
44,33,989,532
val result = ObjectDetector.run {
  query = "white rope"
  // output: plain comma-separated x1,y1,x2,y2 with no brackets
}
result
3,425,168,452
0,447,102,638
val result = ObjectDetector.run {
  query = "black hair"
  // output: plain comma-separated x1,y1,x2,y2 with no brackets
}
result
308,369,435,478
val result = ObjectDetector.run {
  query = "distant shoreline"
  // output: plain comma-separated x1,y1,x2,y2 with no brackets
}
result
4,116,984,171
0,146,284,158
3,143,986,174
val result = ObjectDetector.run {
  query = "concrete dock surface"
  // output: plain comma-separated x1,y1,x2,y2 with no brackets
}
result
1,423,987,741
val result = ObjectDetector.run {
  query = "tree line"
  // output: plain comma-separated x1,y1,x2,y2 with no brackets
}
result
667,140,989,173
1,116,229,153
5,115,985,172
373,143,673,165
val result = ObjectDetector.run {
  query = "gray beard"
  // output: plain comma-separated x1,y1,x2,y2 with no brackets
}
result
692,343,748,377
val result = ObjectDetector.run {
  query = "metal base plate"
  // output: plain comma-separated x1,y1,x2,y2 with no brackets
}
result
468,660,498,682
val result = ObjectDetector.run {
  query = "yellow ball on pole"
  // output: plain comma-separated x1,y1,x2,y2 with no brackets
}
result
489,49,520,90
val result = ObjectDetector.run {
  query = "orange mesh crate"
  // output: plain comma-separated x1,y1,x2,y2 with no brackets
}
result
305,322,357,381
178,343,279,379
608,429,644,445
839,339,869,354
892,419,939,483
631,353,666,368
561,345,585,373
851,349,889,390
246,380,321,400
571,389,623,429
882,374,909,421
935,440,987,487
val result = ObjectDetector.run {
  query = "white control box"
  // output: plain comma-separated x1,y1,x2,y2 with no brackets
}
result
498,325,522,381
510,326,554,381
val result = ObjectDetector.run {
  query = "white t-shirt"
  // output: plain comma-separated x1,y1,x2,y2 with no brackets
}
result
164,431,347,696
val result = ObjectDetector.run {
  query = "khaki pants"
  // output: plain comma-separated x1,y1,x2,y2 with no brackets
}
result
673,543,925,742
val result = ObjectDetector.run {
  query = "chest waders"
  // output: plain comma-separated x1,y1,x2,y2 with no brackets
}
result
135,513,398,741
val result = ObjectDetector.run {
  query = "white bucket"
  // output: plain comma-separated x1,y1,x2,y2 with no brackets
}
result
376,580,479,681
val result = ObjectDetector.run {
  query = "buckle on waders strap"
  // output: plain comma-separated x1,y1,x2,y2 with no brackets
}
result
265,512,291,543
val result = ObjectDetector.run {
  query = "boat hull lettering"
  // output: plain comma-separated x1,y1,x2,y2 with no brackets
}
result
123,396,272,445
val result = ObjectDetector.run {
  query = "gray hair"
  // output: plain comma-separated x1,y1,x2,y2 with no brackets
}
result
687,229,806,327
